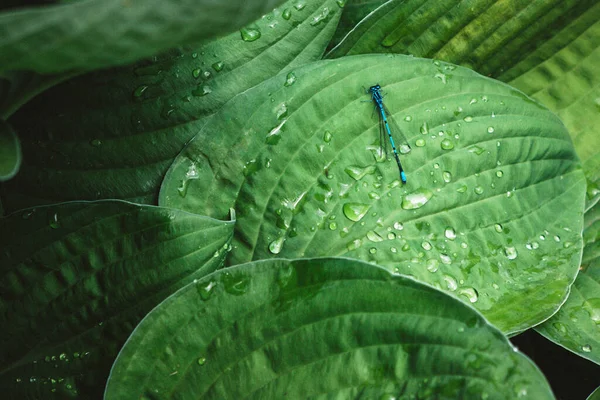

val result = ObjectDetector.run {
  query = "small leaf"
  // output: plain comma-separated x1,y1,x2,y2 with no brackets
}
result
159,54,585,334
0,0,288,73
1,0,342,212
0,119,20,181
106,258,554,399
0,201,234,398
536,200,600,366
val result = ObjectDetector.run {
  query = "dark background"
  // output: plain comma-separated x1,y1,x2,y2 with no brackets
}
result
512,330,600,400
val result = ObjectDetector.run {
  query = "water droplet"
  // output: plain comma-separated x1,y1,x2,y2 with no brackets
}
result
444,275,458,291
366,231,384,242
328,222,337,230
266,119,287,145
269,237,285,254
469,98,477,105
404,115,412,122
445,227,456,240
310,6,330,26
458,287,479,303
487,126,495,134
582,344,592,352
275,103,288,120
323,130,333,143
468,145,485,155
282,8,292,19
441,171,452,183
440,139,454,150
336,0,347,7
294,1,306,10
434,72,447,84
504,246,518,260
554,235,561,242
463,116,473,122
474,186,484,195
347,238,362,251
369,247,377,254
240,26,261,42
343,203,369,222
211,61,224,72
399,144,411,154
496,170,504,178
89,139,102,147
133,85,148,98
494,224,503,233
284,72,297,87
440,253,452,264
401,188,433,210
345,165,376,181
420,122,429,135
426,259,439,272
415,138,426,147
178,163,201,197
192,68,201,79
49,213,60,229
192,84,212,97
222,272,250,295
197,357,207,365
421,241,432,251
198,281,217,300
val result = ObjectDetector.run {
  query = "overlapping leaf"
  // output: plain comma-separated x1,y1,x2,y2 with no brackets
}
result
0,201,234,399
0,0,342,213
106,258,554,399
0,0,287,73
159,54,585,334
536,200,600,366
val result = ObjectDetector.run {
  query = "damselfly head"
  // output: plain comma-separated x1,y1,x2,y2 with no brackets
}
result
368,84,381,93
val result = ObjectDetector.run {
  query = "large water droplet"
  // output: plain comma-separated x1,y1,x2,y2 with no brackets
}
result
444,227,456,240
420,122,429,135
269,237,285,254
504,246,518,260
310,6,330,26
133,85,148,98
212,61,224,72
442,171,452,183
178,163,201,197
345,165,376,181
401,188,433,210
284,72,297,87
421,241,432,251
192,84,212,97
343,203,369,222
240,26,261,42
366,231,384,242
266,119,287,145
415,138,426,147
444,275,458,291
426,259,439,272
458,287,479,303
323,130,333,143
440,139,454,150
282,8,292,19
582,344,592,352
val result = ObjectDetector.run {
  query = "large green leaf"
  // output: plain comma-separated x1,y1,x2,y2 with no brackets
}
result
589,386,600,400
105,258,554,399
159,54,585,334
0,0,288,74
0,0,342,213
326,0,600,203
535,200,600,365
0,201,234,399
0,120,20,181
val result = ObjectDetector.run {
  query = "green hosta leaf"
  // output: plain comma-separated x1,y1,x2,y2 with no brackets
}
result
105,258,554,399
504,7,600,208
0,0,341,213
0,201,234,399
326,0,600,206
0,120,20,181
0,0,289,74
535,200,600,365
160,54,585,334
